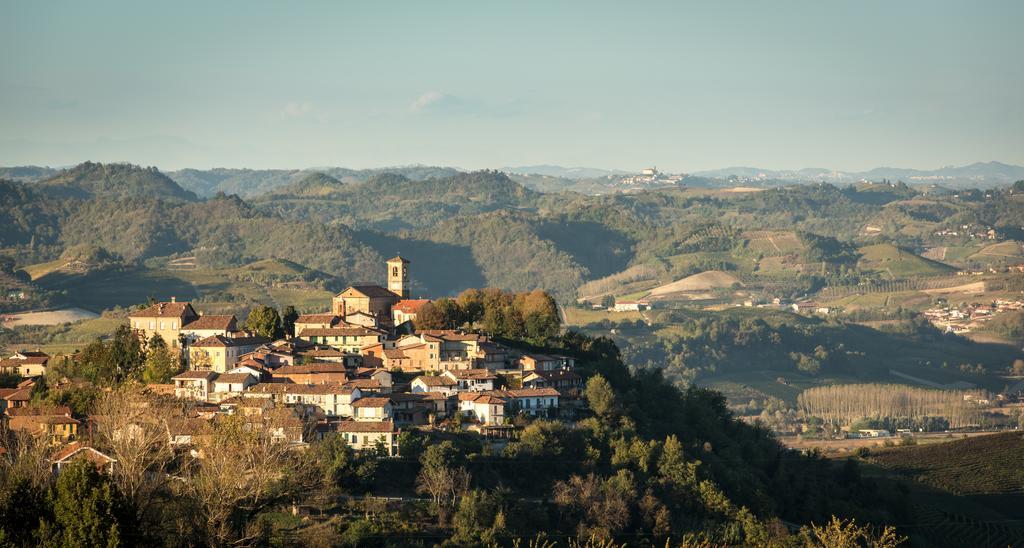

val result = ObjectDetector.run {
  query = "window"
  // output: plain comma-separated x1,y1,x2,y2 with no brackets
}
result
171,321,177,329
149,321,155,329
392,267,398,276
160,322,165,330
363,435,369,444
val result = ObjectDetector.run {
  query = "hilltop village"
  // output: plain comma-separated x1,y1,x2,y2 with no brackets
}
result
1,257,581,457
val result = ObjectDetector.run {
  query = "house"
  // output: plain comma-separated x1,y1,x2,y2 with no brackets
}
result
270,363,349,385
297,347,348,363
188,335,271,372
180,314,238,342
522,369,583,395
210,373,257,400
388,392,431,426
343,311,379,328
352,367,393,391
336,420,398,456
392,299,430,327
128,298,199,348
172,370,218,401
0,350,49,377
332,285,399,325
7,406,79,444
296,326,384,353
0,383,33,412
351,396,393,422
247,383,362,418
411,375,458,396
612,300,649,312
51,442,116,474
458,393,506,426
344,378,388,394
505,388,560,417
293,314,344,334
518,353,573,372
443,369,496,392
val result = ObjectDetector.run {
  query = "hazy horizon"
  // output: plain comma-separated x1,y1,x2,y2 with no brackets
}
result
3,1,1022,172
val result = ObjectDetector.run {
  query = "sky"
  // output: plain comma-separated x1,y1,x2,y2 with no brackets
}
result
1,1,1022,172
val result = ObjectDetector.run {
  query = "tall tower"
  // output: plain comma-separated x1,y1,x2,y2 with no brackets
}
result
386,256,410,299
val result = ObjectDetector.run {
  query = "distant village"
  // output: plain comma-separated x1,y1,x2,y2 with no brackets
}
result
0,257,584,461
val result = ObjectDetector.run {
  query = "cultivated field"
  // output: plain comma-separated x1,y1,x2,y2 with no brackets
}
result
1,307,98,327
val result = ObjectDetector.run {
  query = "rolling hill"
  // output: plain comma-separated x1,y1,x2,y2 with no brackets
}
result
35,162,197,201
856,243,957,279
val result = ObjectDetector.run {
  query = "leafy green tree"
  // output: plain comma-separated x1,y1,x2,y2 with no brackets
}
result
585,374,618,421
141,335,179,383
40,460,133,548
245,304,281,339
281,305,299,338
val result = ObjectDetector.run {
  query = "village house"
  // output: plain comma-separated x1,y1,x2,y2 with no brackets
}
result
351,396,393,422
388,392,432,426
297,347,348,364
336,420,398,456
392,299,429,327
209,372,258,401
180,314,238,342
443,369,497,392
51,442,116,474
7,406,79,444
270,362,349,384
128,298,199,348
172,370,218,401
293,313,344,334
522,369,583,395
0,350,49,377
505,388,560,417
411,375,458,396
246,383,362,418
189,335,271,372
344,378,388,394
297,326,384,353
458,393,506,426
352,367,394,391
518,353,574,372
0,381,34,412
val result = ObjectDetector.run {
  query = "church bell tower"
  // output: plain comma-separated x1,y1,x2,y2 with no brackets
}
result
386,256,410,299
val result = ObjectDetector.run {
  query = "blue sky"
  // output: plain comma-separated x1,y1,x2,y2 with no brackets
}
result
1,1,1022,172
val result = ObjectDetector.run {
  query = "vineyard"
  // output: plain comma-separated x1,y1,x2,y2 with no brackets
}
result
817,275,974,299
868,432,1024,495
743,230,805,256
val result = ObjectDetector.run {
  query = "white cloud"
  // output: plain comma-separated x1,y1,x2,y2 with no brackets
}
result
282,101,313,117
409,91,462,113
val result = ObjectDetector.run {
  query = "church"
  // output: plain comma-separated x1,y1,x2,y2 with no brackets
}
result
331,256,413,329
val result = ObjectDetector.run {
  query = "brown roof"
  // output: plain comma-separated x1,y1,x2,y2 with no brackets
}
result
389,393,429,403
272,363,348,375
213,373,255,384
248,382,355,396
339,285,397,299
183,315,237,331
336,420,396,433
393,299,430,313
192,335,272,348
507,388,561,398
344,379,381,390
351,396,391,408
298,327,383,338
414,376,456,387
2,387,33,401
172,370,218,381
446,369,496,380
130,301,195,319
459,393,505,405
382,348,409,359
295,314,340,325
7,405,71,417
51,442,115,464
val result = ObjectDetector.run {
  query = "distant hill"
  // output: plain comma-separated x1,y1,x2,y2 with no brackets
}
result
694,161,1024,189
856,243,956,278
269,172,347,197
166,165,462,198
37,162,197,202
0,165,59,182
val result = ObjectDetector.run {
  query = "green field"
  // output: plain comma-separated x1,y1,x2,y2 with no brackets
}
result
564,307,643,326
857,243,957,279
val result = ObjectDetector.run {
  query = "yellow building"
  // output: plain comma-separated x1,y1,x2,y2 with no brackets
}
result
7,406,80,445
128,298,199,348
189,335,271,373
329,256,411,325
297,326,384,353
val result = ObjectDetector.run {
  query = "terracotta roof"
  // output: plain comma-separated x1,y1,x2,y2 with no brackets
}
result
344,379,381,390
248,382,355,396
7,405,71,417
446,369,496,380
351,397,391,408
192,335,272,348
339,285,397,299
298,327,383,338
414,376,456,387
213,373,254,384
2,387,33,401
459,393,505,405
295,314,340,325
393,299,430,313
418,330,486,342
336,420,396,433
272,363,348,375
51,442,115,464
130,301,195,318
172,370,218,381
382,348,409,359
183,315,237,331
506,388,560,398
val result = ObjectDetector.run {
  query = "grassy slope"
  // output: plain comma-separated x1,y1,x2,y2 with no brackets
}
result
857,243,957,279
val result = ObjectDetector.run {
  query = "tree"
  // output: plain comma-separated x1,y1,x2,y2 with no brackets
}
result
601,294,615,308
40,460,133,548
245,305,281,339
416,442,471,525
799,516,905,547
585,374,618,421
281,305,299,338
141,336,178,383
